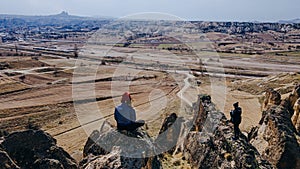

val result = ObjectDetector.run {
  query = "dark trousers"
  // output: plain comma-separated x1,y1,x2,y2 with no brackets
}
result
234,123,240,139
117,120,145,131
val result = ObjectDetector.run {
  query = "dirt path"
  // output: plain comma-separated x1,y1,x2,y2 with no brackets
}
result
176,71,196,107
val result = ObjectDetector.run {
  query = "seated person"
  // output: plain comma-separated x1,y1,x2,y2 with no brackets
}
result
114,92,145,131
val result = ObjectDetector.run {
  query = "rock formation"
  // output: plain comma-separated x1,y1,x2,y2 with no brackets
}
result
290,85,300,133
289,84,300,107
263,88,281,111
281,84,300,117
192,95,211,132
80,122,161,169
0,130,77,169
155,113,185,155
250,86,300,169
181,95,273,169
292,98,300,133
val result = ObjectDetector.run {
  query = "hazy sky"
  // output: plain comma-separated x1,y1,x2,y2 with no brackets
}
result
0,0,299,22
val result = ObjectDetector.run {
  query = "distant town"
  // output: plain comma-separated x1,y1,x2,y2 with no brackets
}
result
0,12,299,59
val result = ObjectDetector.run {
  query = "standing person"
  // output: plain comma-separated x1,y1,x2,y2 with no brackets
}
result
230,102,242,140
114,92,145,131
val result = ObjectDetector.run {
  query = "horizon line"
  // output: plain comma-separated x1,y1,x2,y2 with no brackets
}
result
0,11,299,23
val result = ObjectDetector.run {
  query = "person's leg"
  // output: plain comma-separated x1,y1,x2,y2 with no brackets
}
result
237,124,240,138
234,123,239,139
118,121,145,132
117,125,127,131
135,120,145,127
127,121,145,131
237,124,240,136
122,121,144,131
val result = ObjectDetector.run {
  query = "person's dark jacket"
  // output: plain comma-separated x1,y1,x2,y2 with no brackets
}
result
230,107,242,124
114,103,136,127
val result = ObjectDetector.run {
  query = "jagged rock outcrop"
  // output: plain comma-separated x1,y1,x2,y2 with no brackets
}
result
155,113,185,155
0,130,77,169
281,84,300,117
250,105,300,169
80,122,161,169
81,146,161,169
290,84,300,133
82,130,106,157
250,87,300,169
182,95,273,169
0,150,20,169
192,95,211,132
288,84,300,107
81,147,123,169
154,96,214,157
263,88,281,111
292,98,300,133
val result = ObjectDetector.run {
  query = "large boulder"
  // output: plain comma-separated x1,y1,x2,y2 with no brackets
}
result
80,122,162,169
0,130,77,169
81,146,161,169
81,147,123,169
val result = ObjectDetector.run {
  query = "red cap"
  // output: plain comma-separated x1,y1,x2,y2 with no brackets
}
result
121,92,132,103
